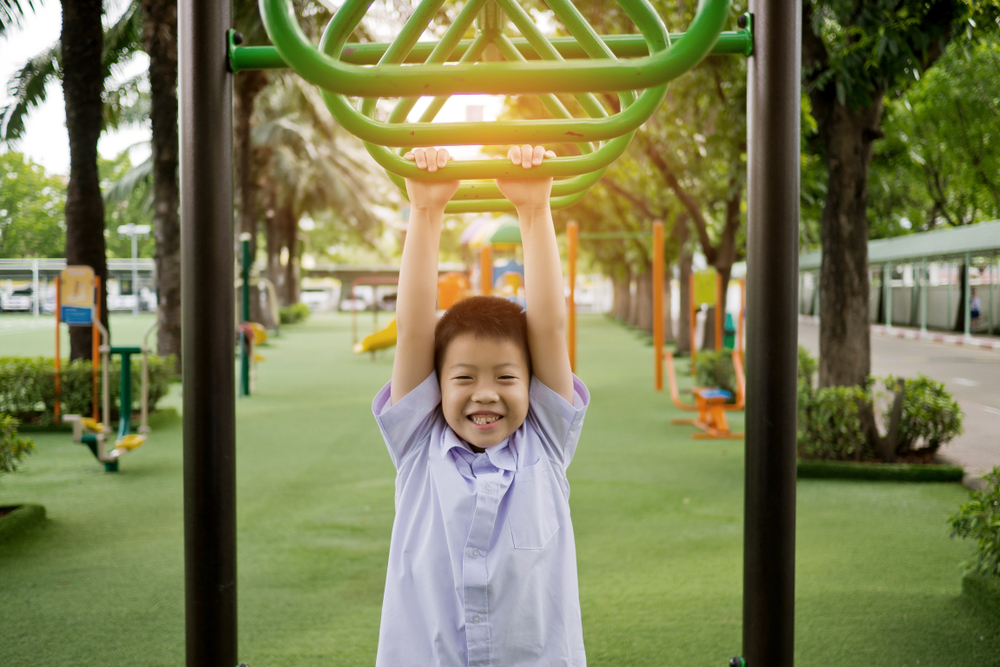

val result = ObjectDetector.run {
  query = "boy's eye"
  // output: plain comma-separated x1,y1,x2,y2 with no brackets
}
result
498,375,518,381
452,375,473,381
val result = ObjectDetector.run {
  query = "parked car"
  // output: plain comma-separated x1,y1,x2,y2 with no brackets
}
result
0,287,34,312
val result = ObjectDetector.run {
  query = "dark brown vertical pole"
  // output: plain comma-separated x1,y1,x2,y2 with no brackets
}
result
179,1,237,665
743,2,800,666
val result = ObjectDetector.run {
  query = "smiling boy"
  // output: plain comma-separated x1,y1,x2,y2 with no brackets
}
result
370,145,590,666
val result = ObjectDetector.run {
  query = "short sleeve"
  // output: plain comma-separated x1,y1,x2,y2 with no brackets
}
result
372,372,442,469
526,374,590,469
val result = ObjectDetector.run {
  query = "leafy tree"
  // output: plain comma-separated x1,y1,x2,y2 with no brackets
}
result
98,151,155,259
0,151,66,258
870,32,1000,233
801,0,994,389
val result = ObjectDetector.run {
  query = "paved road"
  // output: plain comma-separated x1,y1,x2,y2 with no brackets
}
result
798,320,1000,479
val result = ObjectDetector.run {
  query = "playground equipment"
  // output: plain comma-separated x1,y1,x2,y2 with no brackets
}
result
350,276,399,359
664,273,747,438
232,0,748,215
353,317,397,354
54,266,150,472
181,0,802,663
437,273,469,310
665,349,746,439
236,233,280,397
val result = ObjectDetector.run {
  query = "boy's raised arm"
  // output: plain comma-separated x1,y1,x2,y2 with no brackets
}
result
391,148,459,405
496,145,574,403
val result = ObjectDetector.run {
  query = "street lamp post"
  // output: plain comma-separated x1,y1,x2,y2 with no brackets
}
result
117,224,151,315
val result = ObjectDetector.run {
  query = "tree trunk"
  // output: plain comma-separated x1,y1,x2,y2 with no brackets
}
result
280,203,299,306
815,95,884,388
663,261,674,343
627,276,639,326
233,70,268,257
61,0,108,361
634,269,653,333
141,0,181,372
610,271,631,322
675,217,692,356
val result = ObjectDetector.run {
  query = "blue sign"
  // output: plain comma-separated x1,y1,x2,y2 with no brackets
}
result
61,305,93,326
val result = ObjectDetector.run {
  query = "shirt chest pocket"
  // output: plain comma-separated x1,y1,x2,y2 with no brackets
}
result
507,462,561,550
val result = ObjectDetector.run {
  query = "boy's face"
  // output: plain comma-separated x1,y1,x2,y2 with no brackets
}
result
440,333,530,449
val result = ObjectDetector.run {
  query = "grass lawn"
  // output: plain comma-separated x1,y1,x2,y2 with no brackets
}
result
1,313,997,666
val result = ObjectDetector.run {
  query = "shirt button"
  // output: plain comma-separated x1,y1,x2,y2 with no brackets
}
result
482,483,493,493
473,615,481,623
471,548,480,559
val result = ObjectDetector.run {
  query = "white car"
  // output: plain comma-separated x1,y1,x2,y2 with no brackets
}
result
0,288,34,312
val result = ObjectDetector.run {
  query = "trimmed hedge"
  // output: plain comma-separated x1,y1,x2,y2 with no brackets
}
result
694,350,738,399
0,504,46,545
797,460,964,482
0,356,175,425
279,303,310,325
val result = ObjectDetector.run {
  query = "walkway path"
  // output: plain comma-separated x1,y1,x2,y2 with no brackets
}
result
798,320,1000,484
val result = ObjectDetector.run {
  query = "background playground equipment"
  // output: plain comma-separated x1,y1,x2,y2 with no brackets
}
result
185,0,802,663
664,271,747,439
236,233,280,397
54,266,151,472
236,0,748,214
437,272,469,310
665,349,746,439
350,276,399,358
464,216,525,298
687,267,745,374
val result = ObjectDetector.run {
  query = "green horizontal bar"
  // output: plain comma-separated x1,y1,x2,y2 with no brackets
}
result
444,190,588,214
579,232,652,239
258,0,733,95
315,0,653,150
230,31,751,72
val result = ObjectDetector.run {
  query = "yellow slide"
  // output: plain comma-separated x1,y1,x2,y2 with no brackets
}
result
353,318,397,354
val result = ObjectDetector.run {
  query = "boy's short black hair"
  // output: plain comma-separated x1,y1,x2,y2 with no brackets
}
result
434,296,531,377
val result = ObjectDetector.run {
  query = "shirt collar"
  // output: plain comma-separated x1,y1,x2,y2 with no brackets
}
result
438,427,517,472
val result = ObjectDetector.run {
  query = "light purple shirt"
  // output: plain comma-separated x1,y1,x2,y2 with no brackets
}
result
372,372,590,667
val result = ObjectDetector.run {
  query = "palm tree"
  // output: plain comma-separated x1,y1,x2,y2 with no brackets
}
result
2,0,141,359
139,0,180,369
0,0,39,37
2,0,184,366
252,73,391,305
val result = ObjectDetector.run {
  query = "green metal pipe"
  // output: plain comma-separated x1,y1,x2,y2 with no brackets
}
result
230,30,751,72
257,0,732,95
445,189,588,214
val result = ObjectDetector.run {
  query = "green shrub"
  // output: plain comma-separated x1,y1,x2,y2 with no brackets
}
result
798,345,817,387
0,356,175,426
0,414,34,479
694,350,737,398
951,467,1000,576
279,303,311,325
881,374,963,456
797,384,872,461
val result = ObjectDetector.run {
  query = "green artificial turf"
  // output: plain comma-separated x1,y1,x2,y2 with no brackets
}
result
1,313,997,666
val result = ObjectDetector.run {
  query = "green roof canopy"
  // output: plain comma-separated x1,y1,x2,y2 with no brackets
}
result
799,220,1000,271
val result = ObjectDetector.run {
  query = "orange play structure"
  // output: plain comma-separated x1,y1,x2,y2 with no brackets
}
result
666,273,746,439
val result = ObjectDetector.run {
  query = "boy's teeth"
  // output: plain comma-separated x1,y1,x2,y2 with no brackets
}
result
471,415,500,425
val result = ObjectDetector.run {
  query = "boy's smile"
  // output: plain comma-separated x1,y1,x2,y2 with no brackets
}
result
440,333,530,449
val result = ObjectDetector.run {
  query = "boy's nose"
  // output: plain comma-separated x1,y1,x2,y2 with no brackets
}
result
471,388,500,403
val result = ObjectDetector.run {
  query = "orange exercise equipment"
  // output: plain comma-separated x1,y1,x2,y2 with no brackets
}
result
665,349,745,439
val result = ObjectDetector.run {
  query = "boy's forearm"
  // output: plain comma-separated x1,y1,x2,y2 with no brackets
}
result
519,205,566,331
518,203,573,402
391,206,444,403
